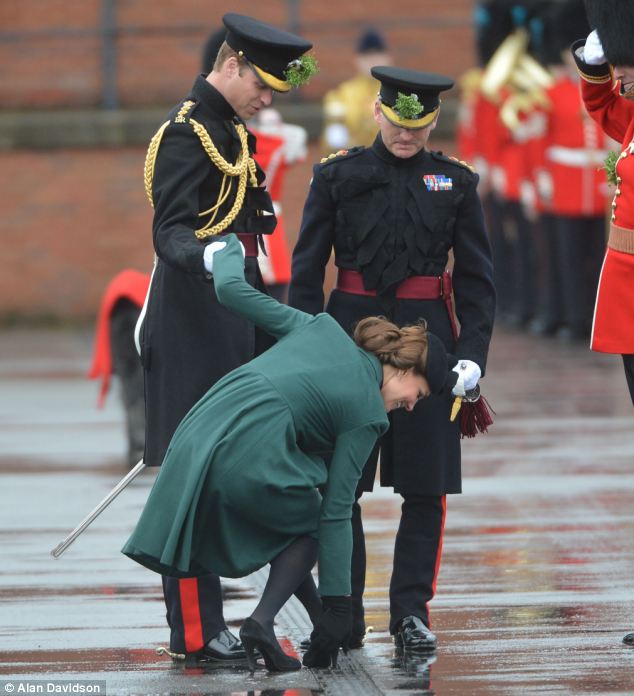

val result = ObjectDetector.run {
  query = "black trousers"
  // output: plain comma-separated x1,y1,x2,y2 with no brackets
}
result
352,494,446,635
162,575,226,653
623,355,634,407
554,215,605,336
505,199,537,324
484,193,515,320
533,213,565,332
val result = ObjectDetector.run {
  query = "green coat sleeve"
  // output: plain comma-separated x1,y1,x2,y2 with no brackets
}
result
317,422,384,596
213,234,313,338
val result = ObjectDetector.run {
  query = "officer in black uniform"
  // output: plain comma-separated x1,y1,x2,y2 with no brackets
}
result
139,13,315,662
289,66,495,651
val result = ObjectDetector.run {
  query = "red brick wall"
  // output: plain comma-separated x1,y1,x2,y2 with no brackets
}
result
0,0,472,320
0,1,477,107
0,147,152,320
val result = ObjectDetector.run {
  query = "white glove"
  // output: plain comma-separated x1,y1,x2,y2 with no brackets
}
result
202,238,246,274
203,241,227,274
452,360,481,395
583,30,606,66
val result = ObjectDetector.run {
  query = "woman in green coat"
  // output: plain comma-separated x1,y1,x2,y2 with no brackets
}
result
123,233,453,672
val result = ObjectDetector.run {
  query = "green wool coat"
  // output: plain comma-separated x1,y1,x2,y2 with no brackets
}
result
122,234,389,596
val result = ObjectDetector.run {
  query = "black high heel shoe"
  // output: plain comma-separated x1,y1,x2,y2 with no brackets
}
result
239,617,301,673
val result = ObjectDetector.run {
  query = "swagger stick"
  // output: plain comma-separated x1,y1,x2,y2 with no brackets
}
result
50,459,146,558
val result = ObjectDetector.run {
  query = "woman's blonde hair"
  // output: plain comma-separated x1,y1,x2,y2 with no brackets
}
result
353,316,429,376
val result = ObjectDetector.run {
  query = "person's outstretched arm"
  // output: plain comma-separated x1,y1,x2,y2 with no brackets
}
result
211,234,312,339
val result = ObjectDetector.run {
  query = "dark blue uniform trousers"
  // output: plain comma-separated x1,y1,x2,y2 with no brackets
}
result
352,494,446,635
162,575,226,653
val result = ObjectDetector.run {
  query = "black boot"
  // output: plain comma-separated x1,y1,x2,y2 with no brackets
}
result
623,632,634,646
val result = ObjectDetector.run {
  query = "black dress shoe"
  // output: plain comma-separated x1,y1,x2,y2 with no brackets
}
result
393,616,437,652
239,617,301,673
196,628,249,663
623,632,634,646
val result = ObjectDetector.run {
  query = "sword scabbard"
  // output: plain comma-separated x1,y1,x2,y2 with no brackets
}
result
50,459,146,558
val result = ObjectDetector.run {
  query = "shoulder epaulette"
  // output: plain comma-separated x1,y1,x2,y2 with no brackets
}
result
319,146,365,165
173,99,197,124
431,150,477,174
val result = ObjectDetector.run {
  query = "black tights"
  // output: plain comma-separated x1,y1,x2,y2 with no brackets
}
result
250,535,321,630
623,355,634,407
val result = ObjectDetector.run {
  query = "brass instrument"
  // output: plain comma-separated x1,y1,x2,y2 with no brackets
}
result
480,28,530,101
480,28,554,133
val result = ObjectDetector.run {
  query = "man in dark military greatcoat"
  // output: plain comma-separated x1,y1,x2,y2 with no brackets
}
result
289,66,496,652
138,13,315,663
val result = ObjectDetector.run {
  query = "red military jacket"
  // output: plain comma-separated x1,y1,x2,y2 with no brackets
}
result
456,68,482,164
251,122,308,286
471,91,505,193
533,72,613,217
572,39,634,354
487,87,541,204
250,130,291,286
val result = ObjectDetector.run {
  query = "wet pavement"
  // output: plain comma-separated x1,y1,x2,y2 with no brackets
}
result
1,325,634,695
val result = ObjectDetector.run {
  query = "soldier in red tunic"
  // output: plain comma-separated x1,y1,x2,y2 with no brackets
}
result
573,0,634,647
529,0,613,339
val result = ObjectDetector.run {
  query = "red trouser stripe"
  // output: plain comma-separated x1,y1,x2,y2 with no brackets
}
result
428,495,447,628
178,578,204,653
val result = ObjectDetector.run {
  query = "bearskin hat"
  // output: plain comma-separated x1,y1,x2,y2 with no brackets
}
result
585,0,634,66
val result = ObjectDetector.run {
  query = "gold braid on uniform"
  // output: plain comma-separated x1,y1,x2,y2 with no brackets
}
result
189,119,258,239
144,121,170,207
143,110,258,240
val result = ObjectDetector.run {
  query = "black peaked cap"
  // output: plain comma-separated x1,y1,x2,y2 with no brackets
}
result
371,66,453,117
223,13,312,88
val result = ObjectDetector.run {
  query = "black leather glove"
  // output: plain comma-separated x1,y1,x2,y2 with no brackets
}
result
302,595,352,668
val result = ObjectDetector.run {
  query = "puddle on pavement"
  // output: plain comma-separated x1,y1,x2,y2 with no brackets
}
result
0,648,164,675
1,583,255,602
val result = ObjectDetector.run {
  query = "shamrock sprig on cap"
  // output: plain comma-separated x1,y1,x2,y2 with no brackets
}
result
394,92,423,120
285,54,319,88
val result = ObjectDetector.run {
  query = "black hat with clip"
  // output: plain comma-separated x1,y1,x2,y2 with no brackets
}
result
370,65,454,129
222,13,316,92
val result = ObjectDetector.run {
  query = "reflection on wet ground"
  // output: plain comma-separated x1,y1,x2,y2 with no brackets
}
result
1,327,634,694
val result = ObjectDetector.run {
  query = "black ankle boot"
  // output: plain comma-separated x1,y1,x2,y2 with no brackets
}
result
239,617,301,673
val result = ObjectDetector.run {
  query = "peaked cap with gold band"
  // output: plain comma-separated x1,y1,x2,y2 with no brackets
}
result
223,13,313,92
371,66,454,130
